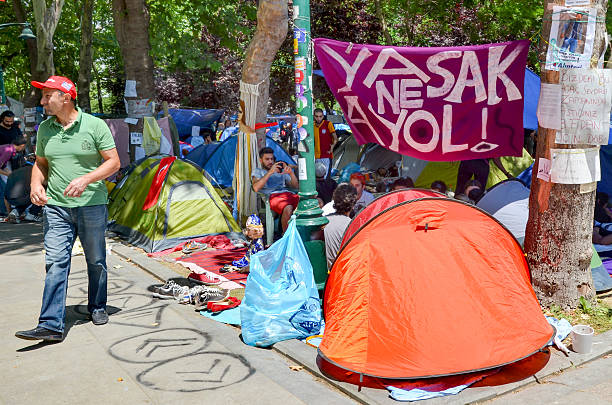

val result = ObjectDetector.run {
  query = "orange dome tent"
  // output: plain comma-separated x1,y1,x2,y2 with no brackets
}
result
321,197,553,381
341,188,446,246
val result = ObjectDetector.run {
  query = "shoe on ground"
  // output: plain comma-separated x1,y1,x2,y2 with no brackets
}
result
182,241,208,254
6,209,20,224
15,326,63,342
91,309,109,325
194,287,230,311
24,212,42,222
207,296,241,313
153,280,180,299
188,271,222,286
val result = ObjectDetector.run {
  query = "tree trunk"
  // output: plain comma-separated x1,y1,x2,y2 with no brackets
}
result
112,0,156,162
111,0,155,99
524,0,608,309
77,0,94,112
93,63,104,114
241,0,288,149
32,0,65,78
11,0,42,107
373,0,392,45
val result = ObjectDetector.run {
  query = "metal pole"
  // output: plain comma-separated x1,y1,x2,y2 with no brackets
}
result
292,0,329,291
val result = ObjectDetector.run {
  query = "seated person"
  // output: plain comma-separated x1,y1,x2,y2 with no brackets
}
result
594,192,612,223
593,221,612,245
391,177,414,191
324,183,358,269
350,173,374,213
315,161,337,204
431,180,447,194
252,146,298,233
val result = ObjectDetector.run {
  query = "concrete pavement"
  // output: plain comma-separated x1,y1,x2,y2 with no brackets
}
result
0,223,354,405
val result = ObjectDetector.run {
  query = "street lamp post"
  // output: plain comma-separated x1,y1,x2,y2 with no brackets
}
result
0,23,36,105
292,0,329,292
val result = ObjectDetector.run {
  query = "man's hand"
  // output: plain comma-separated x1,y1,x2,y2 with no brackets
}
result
64,176,90,198
281,162,293,175
268,162,284,175
30,184,49,206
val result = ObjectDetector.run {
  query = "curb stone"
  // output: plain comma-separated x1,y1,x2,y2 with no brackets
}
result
110,240,612,404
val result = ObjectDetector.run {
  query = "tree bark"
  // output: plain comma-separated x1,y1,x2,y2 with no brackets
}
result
373,0,392,45
111,0,156,100
11,0,42,107
241,0,288,149
77,0,95,112
32,0,65,78
524,0,608,309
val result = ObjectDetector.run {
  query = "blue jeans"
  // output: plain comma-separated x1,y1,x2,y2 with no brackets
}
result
38,204,108,332
0,177,7,216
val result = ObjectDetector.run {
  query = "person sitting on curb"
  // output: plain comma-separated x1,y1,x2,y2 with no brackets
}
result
324,183,358,270
252,146,299,233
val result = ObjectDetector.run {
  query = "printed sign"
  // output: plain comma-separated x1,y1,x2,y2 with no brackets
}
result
536,83,562,130
130,132,143,145
537,158,552,182
545,6,596,71
557,69,612,145
314,38,529,161
294,28,307,44
298,158,307,180
550,147,600,184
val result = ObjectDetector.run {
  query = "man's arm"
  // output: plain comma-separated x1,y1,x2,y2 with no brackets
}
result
284,164,299,189
63,148,121,198
252,163,281,193
31,156,50,206
492,157,512,179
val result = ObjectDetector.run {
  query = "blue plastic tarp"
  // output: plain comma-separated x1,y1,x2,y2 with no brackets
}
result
158,109,224,139
185,135,295,188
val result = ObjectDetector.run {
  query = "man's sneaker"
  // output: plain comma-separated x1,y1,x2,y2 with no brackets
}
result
194,287,230,311
173,285,193,304
15,326,64,342
91,309,109,325
6,209,20,224
188,271,222,286
182,241,208,254
24,212,42,222
153,280,180,299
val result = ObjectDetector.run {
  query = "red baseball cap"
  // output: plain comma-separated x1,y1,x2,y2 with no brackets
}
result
31,76,77,99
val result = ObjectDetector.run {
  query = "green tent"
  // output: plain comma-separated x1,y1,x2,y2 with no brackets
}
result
108,157,240,252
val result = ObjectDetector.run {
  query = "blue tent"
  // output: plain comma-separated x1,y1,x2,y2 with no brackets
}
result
185,134,296,188
158,109,224,139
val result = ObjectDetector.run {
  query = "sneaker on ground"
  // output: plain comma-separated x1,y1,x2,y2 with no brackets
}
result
23,212,43,222
194,287,230,311
6,209,20,224
173,285,192,304
182,241,208,254
152,280,180,299
188,272,222,286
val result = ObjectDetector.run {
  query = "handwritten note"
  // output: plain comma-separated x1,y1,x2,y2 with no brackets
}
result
536,84,562,130
556,69,612,145
537,158,552,182
550,147,600,184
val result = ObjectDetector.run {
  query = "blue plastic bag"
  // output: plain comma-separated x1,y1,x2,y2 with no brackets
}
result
240,217,322,347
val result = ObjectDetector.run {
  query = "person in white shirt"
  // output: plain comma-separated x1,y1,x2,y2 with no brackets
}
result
324,183,358,269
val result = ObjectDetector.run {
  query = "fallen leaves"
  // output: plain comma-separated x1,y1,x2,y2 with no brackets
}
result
289,366,303,372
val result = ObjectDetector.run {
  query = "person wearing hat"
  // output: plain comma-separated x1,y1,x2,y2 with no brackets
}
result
15,76,120,342
315,161,337,205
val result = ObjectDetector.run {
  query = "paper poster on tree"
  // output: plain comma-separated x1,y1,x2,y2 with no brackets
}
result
556,69,612,145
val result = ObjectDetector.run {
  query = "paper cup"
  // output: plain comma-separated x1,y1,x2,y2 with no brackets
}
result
571,324,594,354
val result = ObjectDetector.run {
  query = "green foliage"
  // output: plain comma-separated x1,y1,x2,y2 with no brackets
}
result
548,299,612,335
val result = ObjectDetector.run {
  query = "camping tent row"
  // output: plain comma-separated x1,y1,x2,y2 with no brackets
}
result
108,156,240,252
185,134,295,189
319,189,554,383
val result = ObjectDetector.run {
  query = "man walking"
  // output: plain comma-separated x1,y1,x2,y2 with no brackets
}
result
15,76,120,342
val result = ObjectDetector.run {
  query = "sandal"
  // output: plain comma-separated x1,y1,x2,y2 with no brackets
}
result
207,296,241,313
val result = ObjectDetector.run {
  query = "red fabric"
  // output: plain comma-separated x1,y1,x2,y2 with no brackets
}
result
269,192,299,214
255,122,277,130
142,156,176,210
147,234,236,257
180,248,249,284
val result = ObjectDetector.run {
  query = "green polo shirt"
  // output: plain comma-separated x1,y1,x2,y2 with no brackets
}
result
36,107,116,207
